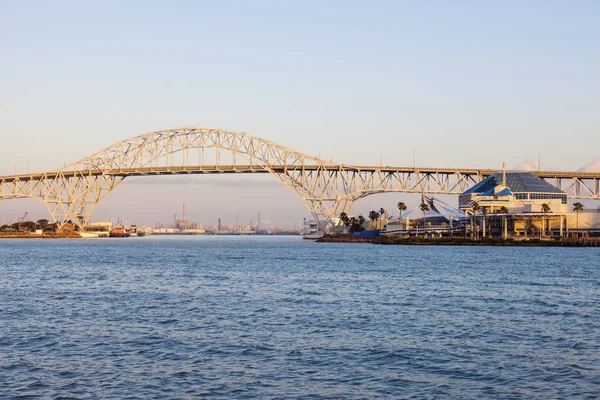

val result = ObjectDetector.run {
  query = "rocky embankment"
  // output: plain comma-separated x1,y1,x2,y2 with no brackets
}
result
0,231,82,239
317,235,566,246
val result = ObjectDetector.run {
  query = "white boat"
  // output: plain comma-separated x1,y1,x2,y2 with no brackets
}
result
303,219,324,239
79,231,108,238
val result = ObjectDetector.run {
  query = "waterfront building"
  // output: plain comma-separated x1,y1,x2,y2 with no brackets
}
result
459,171,600,237
382,197,466,236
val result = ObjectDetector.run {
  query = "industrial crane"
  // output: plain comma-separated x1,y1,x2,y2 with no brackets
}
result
17,211,28,231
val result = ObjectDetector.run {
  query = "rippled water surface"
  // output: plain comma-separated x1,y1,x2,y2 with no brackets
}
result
1,236,599,399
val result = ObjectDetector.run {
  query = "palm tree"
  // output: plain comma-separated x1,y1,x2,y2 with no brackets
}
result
397,202,407,222
36,218,49,230
419,202,430,230
541,203,551,237
573,202,584,236
471,202,480,240
339,212,351,234
349,217,358,233
368,210,380,231
339,212,350,226
379,207,386,220
358,215,366,228
498,206,509,239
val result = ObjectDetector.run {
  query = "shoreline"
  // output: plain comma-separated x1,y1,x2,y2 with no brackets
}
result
317,235,600,247
0,232,82,239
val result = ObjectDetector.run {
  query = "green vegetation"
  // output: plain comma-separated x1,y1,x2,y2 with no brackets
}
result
541,203,551,213
471,202,480,239
573,202,584,235
419,202,430,227
0,219,58,233
339,212,365,234
368,210,380,228
540,203,551,237
397,201,407,221
498,206,509,239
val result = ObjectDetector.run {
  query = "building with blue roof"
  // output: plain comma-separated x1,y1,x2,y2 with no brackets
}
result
459,171,571,238
460,171,567,211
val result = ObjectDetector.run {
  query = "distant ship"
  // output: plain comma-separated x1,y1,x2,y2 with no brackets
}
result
109,225,130,238
130,225,142,237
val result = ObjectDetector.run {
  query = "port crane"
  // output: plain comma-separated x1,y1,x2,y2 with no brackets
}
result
17,211,28,231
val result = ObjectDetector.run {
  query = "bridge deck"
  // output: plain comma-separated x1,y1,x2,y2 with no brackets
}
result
2,165,598,183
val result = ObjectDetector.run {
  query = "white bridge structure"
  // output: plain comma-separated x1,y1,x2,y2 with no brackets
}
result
2,127,600,229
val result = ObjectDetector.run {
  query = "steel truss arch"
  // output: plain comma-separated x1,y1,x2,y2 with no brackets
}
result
2,127,600,230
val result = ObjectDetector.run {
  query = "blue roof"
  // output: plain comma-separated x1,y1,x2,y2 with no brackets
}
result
496,188,513,196
462,172,565,195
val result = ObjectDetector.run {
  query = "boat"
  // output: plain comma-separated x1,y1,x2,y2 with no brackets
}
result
303,219,324,239
80,231,102,238
109,225,130,238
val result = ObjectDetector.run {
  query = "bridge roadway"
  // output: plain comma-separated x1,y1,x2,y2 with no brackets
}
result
3,165,600,183
4,127,598,228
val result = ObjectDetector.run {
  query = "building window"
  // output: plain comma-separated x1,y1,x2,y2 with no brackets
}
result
516,193,567,203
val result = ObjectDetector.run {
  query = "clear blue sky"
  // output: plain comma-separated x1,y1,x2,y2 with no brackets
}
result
1,1,599,225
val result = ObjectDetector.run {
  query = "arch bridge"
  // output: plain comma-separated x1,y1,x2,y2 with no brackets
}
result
2,127,600,229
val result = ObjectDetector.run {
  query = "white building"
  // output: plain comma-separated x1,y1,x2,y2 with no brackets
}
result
459,171,600,237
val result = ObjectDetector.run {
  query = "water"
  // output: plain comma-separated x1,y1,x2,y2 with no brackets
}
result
1,236,599,399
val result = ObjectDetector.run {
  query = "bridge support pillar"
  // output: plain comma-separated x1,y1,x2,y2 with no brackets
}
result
43,175,124,231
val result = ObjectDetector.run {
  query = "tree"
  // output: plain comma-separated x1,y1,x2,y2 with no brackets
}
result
358,215,366,226
348,217,357,232
471,202,480,239
498,206,509,239
36,219,49,230
20,221,36,232
540,203,551,237
339,212,351,235
339,212,350,226
368,210,380,230
77,214,84,224
347,215,366,233
419,202,430,230
573,202,584,236
397,202,407,221
379,207,386,220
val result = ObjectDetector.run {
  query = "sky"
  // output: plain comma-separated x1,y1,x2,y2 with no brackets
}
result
1,1,599,226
